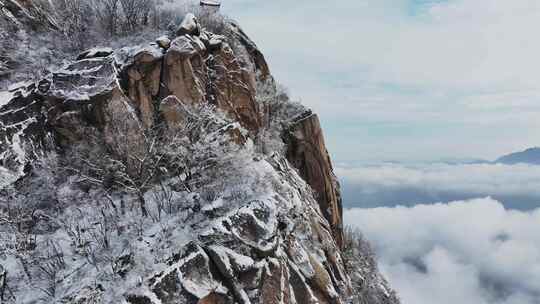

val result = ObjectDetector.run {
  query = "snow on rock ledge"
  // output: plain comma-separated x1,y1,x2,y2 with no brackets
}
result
120,156,353,304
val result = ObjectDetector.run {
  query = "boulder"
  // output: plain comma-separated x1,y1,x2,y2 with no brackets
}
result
167,35,206,60
200,31,224,52
309,255,341,304
161,36,207,105
156,36,172,49
176,13,201,37
208,37,224,51
149,242,229,302
0,84,48,181
123,47,163,128
205,245,253,304
161,32,262,132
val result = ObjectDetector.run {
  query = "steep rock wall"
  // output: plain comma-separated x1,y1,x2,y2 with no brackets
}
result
286,113,343,248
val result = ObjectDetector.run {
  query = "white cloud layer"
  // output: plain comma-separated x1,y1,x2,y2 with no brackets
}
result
337,163,540,209
338,162,540,195
345,198,540,304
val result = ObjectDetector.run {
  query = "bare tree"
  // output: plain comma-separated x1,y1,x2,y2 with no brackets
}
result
53,0,94,50
0,265,15,301
34,240,65,299
119,0,154,33
95,0,120,37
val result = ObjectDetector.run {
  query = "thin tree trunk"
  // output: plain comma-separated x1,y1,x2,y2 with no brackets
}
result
138,192,148,217
0,268,6,300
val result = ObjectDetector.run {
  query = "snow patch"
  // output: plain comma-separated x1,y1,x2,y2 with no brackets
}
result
0,90,14,108
78,47,113,60
11,127,27,165
0,166,18,188
114,44,163,68
87,47,113,55
201,197,225,212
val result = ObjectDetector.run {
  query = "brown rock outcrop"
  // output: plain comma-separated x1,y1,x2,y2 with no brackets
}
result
124,47,163,128
208,42,261,132
159,34,261,131
286,113,344,248
161,36,207,106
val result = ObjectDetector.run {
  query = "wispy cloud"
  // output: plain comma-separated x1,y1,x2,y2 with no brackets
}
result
345,198,540,304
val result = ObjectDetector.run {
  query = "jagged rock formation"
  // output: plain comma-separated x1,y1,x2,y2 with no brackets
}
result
0,10,399,304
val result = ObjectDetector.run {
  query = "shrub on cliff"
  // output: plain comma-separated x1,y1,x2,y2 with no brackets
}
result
255,78,306,155
343,227,401,304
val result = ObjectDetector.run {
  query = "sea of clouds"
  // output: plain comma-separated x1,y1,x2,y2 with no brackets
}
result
345,198,540,304
337,162,540,210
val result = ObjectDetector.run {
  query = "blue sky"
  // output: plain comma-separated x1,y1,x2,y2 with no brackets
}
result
222,0,540,162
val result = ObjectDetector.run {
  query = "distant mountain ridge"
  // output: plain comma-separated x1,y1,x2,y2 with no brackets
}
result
495,147,540,165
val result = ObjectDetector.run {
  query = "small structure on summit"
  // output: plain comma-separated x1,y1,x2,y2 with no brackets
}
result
200,0,221,13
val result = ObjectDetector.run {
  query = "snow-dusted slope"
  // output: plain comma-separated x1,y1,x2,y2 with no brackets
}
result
0,0,58,80
0,11,399,304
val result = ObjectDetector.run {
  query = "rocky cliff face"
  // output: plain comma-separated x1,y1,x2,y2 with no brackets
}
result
0,10,398,304
285,113,344,248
